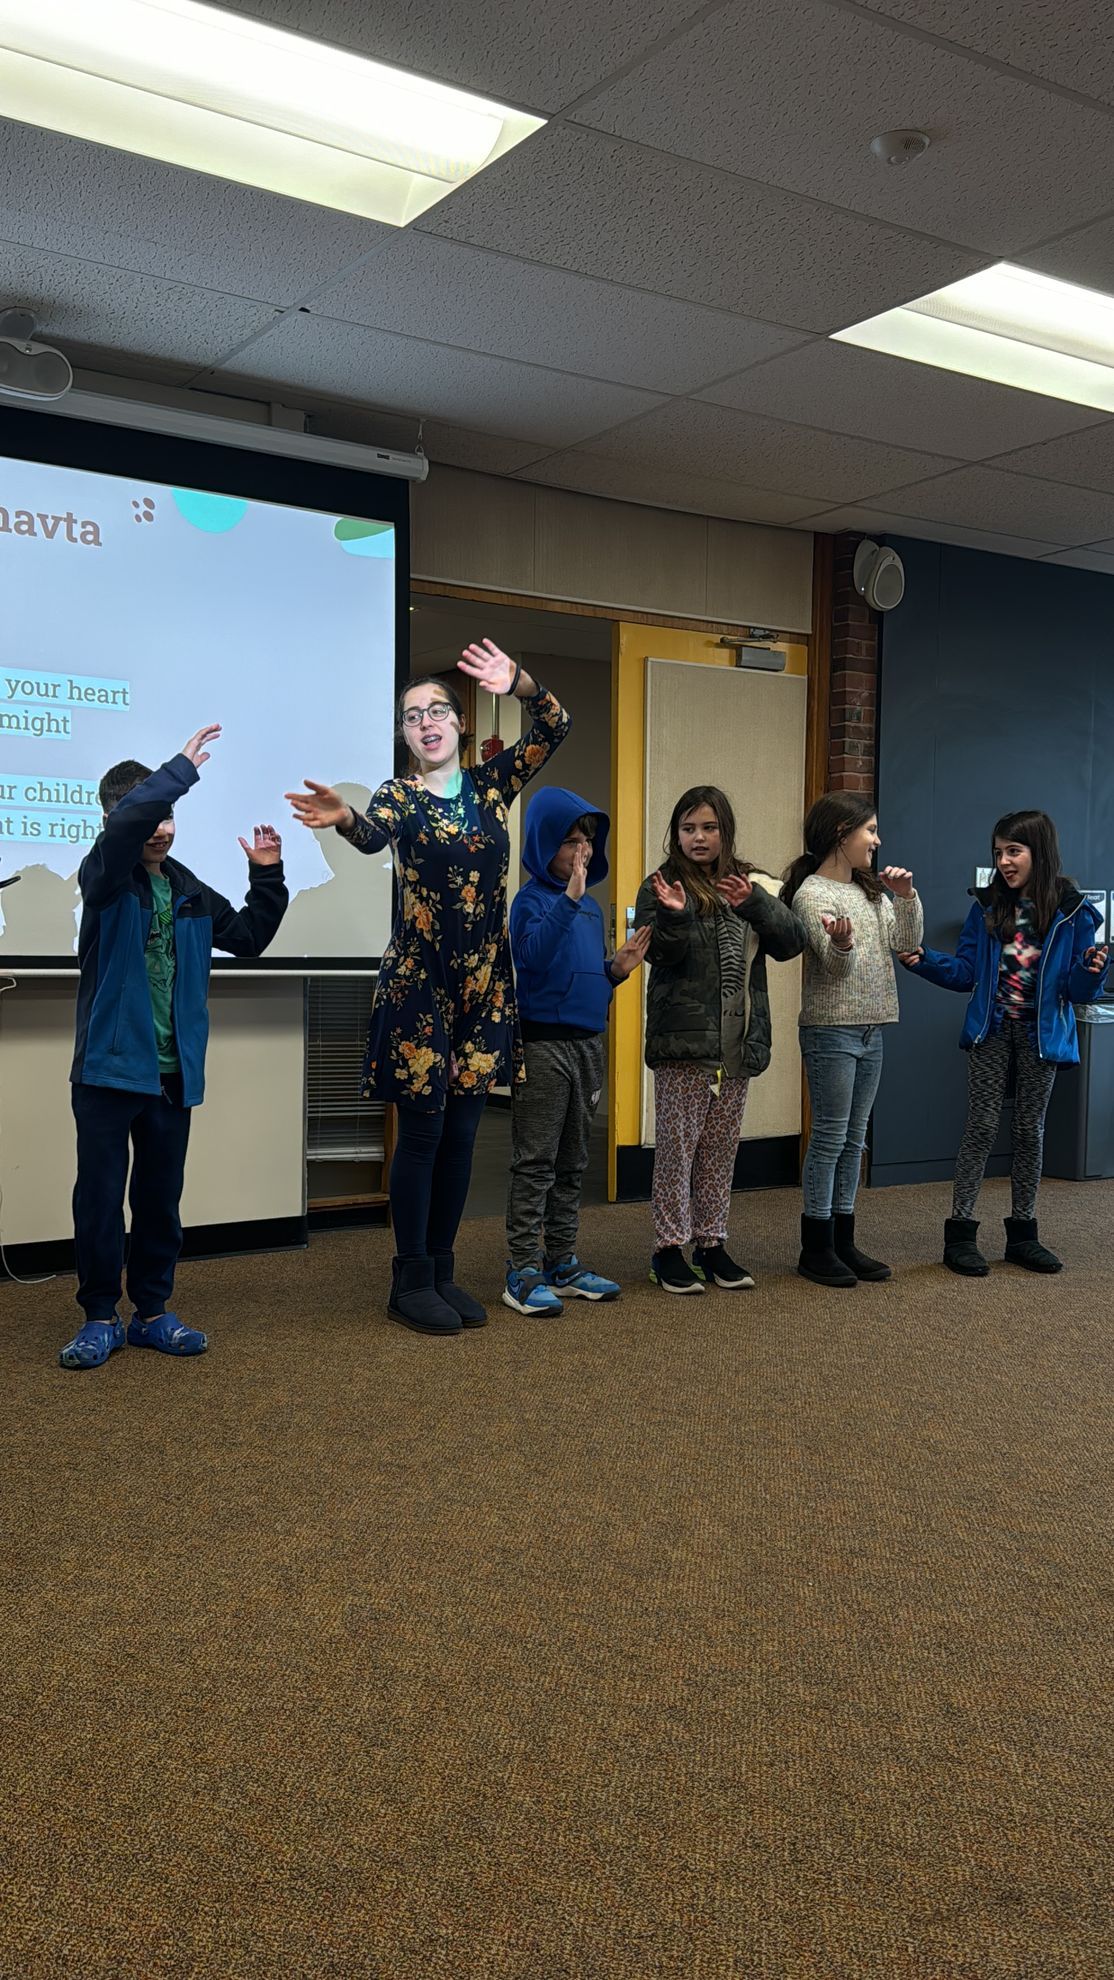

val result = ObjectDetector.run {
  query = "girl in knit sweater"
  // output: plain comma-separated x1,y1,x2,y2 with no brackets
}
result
782,793,923,1287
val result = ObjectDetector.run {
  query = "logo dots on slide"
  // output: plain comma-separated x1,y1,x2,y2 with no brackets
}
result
132,496,156,524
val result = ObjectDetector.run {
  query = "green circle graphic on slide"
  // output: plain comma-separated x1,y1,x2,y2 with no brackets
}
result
334,518,395,559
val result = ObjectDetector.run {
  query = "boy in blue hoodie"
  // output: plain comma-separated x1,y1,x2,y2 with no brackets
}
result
505,787,649,1315
59,724,288,1370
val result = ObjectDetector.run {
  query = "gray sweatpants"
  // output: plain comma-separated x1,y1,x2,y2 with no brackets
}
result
507,1035,605,1270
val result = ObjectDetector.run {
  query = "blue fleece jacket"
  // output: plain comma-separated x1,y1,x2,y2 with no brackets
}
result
906,883,1109,1065
511,786,615,1033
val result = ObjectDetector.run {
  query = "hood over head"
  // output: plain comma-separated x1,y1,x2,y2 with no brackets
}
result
521,785,610,890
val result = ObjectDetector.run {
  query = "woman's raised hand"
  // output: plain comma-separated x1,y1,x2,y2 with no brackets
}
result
652,868,687,913
459,638,517,695
284,779,353,831
880,865,914,899
821,912,854,951
717,872,753,909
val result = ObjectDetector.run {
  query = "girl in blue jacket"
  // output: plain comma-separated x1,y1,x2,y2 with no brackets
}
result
901,810,1109,1275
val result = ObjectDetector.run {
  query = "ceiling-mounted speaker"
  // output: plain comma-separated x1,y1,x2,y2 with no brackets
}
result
852,538,905,612
0,307,73,402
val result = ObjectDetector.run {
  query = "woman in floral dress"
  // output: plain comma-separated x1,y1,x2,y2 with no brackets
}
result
287,640,569,1335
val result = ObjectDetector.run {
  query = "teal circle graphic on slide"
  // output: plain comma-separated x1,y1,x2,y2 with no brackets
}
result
334,517,394,558
171,488,249,533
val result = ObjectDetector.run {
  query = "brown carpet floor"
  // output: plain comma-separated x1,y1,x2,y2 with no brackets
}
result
2,1178,1111,1980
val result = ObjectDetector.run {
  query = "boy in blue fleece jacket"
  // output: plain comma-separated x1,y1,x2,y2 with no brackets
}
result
59,723,288,1371
504,787,649,1316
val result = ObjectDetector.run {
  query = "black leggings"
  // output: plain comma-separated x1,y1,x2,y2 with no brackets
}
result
390,1097,487,1258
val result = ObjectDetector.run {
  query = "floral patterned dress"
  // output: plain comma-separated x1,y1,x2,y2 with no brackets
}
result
343,686,570,1110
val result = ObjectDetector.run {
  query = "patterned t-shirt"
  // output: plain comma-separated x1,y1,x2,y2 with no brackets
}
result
145,869,179,1072
996,898,1042,1017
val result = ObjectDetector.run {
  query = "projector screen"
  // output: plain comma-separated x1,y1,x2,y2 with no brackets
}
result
0,409,408,970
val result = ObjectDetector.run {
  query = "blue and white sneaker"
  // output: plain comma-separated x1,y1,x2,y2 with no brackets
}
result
502,1265,564,1317
544,1256,620,1301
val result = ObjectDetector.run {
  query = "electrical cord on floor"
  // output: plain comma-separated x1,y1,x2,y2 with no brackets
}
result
0,976,57,1285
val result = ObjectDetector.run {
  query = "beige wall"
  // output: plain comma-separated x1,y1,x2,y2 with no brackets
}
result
413,468,814,634
0,978,305,1247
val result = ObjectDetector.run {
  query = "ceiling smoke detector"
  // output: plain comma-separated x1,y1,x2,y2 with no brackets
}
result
870,129,931,167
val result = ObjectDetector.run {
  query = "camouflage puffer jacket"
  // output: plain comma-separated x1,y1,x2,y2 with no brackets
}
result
635,869,807,1075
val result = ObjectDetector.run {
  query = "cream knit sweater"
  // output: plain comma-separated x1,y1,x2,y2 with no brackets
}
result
794,875,924,1027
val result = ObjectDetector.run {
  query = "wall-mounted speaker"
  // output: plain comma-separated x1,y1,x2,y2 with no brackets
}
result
0,308,73,401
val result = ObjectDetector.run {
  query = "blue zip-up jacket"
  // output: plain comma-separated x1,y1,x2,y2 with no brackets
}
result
511,786,615,1033
906,883,1109,1064
71,754,288,1106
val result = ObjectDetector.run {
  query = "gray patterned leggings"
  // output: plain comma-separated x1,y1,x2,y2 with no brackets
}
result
952,1020,1058,1220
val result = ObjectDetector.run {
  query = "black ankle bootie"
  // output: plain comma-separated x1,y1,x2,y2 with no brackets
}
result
943,1217,989,1276
832,1213,891,1282
433,1250,487,1326
1003,1217,1062,1273
797,1215,857,1288
388,1256,462,1334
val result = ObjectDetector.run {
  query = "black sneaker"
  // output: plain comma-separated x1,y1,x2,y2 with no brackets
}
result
649,1246,705,1294
692,1243,755,1290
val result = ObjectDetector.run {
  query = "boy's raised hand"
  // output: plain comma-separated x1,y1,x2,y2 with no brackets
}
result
181,723,222,768
566,840,590,902
239,824,282,866
652,869,686,913
611,924,652,980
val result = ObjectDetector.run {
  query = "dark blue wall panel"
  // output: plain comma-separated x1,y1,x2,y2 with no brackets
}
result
873,536,1114,1185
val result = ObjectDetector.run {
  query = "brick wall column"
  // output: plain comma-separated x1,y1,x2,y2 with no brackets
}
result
829,533,879,796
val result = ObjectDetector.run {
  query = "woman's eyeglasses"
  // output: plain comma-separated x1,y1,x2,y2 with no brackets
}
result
402,701,453,728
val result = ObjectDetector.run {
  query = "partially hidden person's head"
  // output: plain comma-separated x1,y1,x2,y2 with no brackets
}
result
522,786,610,891
781,791,882,905
99,759,174,866
663,785,751,914
986,808,1068,939
398,676,471,771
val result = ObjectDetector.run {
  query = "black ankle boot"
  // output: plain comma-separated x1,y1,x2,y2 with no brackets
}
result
433,1251,487,1326
388,1256,462,1334
943,1217,989,1276
798,1215,857,1287
832,1213,891,1282
1003,1217,1062,1273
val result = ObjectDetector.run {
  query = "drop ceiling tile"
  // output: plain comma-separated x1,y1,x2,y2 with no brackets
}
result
204,313,666,446
857,1,1114,110
208,0,696,111
1040,548,1114,573
0,120,389,305
420,124,983,331
305,232,810,394
1019,215,1114,297
0,242,277,368
699,338,1104,459
575,0,1114,255
572,400,960,503
792,506,1063,560
985,422,1114,494
518,449,819,524
873,464,1114,544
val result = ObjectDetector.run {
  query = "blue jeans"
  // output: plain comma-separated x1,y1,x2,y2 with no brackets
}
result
799,1025,885,1220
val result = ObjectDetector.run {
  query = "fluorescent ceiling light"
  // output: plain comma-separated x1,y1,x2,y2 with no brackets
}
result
0,0,544,224
833,263,1114,412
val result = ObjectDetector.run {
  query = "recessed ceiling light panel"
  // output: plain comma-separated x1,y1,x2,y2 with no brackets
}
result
0,0,544,223
833,262,1114,411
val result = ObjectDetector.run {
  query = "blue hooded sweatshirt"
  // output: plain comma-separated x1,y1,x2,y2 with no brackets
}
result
511,786,615,1035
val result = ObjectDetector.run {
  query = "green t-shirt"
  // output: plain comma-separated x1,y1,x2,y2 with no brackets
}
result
146,870,179,1073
